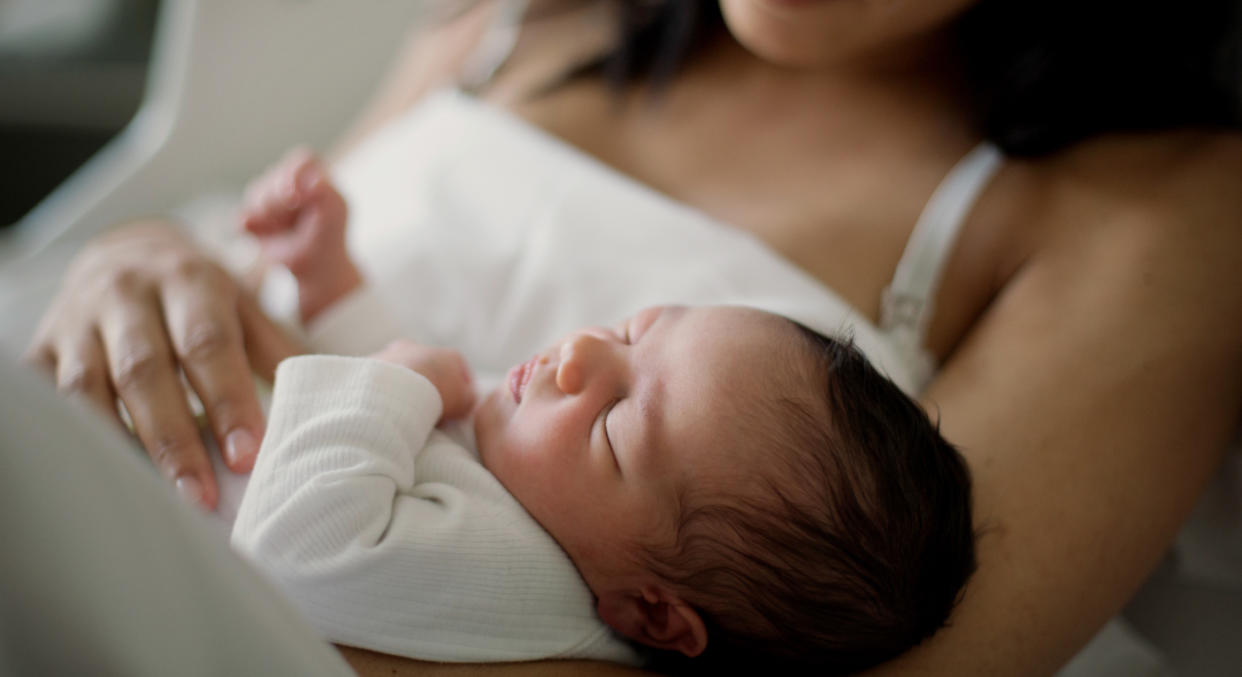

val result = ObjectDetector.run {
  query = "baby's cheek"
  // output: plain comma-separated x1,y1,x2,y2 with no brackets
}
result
478,428,537,485
473,397,508,463
490,445,554,501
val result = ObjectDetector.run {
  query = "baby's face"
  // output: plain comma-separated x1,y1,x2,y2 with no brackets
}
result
474,305,799,593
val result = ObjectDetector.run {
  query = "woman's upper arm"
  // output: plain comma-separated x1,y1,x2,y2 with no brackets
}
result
868,134,1242,676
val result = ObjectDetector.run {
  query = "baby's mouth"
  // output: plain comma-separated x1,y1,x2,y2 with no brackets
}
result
508,355,538,404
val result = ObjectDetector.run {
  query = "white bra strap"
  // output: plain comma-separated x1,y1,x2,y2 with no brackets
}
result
881,143,1003,344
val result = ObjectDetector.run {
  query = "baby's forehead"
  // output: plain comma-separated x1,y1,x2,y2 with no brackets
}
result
661,308,812,396
649,310,820,488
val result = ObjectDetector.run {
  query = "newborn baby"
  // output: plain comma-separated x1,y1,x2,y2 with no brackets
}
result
231,150,977,674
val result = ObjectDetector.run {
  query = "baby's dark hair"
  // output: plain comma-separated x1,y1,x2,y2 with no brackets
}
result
643,321,977,675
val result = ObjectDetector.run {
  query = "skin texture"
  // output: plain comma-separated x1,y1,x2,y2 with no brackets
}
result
475,305,803,656
475,306,770,581
25,0,1242,674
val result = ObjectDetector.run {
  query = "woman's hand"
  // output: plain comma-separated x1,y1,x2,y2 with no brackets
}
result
370,340,476,421
24,221,304,509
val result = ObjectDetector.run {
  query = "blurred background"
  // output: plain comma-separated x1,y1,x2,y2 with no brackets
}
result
0,0,160,228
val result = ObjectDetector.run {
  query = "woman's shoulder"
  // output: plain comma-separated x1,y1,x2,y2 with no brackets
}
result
936,129,1241,358
1029,129,1242,236
995,129,1242,277
991,128,1242,353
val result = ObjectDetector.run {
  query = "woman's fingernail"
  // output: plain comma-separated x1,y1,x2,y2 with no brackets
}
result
176,476,204,505
225,428,257,467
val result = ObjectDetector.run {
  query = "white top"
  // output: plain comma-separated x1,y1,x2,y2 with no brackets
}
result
323,88,1002,396
231,354,641,665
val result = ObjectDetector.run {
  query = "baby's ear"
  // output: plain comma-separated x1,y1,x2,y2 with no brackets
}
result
596,585,708,658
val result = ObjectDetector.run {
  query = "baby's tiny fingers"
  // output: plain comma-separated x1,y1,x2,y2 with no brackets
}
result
279,147,322,195
241,176,290,234
258,168,302,215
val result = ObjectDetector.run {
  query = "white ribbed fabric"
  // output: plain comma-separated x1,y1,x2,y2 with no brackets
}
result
231,355,640,665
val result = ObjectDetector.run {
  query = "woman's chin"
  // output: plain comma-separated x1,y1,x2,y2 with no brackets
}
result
720,0,856,68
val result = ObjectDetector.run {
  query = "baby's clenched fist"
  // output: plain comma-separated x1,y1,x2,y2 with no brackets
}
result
370,340,476,421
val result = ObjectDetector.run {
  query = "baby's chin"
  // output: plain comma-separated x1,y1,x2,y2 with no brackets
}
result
471,387,507,468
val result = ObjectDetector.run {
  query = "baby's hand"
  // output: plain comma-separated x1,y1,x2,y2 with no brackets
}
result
370,340,476,421
241,147,360,323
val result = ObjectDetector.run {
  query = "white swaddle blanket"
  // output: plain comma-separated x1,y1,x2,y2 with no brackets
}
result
325,87,923,393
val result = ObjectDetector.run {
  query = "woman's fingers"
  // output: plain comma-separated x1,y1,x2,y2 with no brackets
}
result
161,264,266,474
24,221,295,509
25,314,122,428
237,291,303,383
99,293,219,510
21,340,56,377
54,332,123,427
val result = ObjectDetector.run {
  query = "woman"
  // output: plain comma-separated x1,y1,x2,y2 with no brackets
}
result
27,0,1242,674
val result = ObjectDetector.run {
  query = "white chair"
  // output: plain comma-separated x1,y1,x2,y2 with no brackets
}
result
0,0,425,351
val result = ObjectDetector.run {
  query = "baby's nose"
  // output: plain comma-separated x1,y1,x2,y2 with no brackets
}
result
555,332,609,395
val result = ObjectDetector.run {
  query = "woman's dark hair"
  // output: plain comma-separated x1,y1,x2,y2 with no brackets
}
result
958,0,1242,154
567,0,1242,156
640,325,977,676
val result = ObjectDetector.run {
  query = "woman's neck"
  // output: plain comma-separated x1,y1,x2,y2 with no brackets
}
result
696,27,968,109
662,29,972,145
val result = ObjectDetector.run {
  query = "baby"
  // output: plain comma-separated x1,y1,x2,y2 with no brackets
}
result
232,150,977,674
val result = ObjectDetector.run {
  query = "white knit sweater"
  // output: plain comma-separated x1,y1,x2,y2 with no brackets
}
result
230,352,640,664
